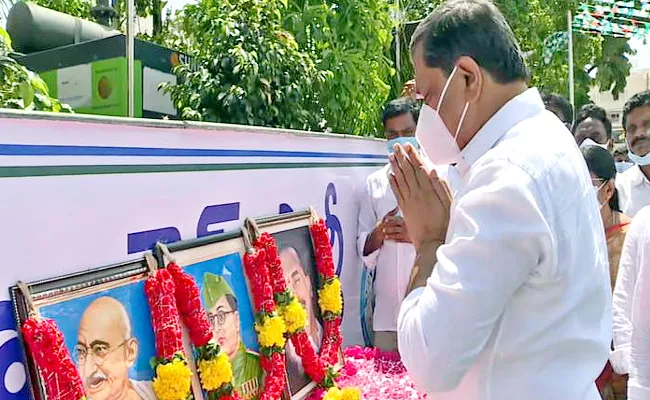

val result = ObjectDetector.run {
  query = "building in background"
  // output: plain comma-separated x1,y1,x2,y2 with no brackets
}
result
589,69,650,141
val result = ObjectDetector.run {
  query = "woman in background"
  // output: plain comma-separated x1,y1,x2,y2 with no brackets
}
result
583,145,632,400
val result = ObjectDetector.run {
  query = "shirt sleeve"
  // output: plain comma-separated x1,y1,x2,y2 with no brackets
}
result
397,158,553,393
611,215,640,374
357,176,381,269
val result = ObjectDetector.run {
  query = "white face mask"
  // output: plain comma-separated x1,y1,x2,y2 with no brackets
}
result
580,137,609,151
626,130,650,165
415,66,470,165
592,181,608,209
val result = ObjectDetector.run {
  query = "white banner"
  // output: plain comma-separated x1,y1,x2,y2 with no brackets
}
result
0,111,386,399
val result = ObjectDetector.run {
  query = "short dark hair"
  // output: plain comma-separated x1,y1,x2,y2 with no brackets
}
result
574,104,612,139
623,90,650,129
542,93,573,124
382,97,418,125
582,145,620,212
224,293,238,312
410,0,529,84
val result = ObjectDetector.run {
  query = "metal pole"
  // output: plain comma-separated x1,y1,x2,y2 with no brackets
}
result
567,10,575,120
395,0,401,74
126,0,134,118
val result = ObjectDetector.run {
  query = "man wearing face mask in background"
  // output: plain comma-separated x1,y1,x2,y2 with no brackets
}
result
574,104,614,152
389,1,611,399
357,98,457,352
616,91,650,217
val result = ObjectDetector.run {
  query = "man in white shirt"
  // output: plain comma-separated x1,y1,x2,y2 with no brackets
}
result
611,206,650,399
388,1,612,399
357,98,457,352
616,91,650,217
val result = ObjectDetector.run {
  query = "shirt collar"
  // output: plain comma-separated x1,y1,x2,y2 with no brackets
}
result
458,87,544,174
630,164,649,187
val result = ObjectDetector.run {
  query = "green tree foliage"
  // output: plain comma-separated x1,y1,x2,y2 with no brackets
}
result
161,0,331,130
398,0,634,109
283,0,395,135
0,27,72,111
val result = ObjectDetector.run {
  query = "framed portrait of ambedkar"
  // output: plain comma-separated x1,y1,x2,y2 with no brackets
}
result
10,260,161,400
157,230,271,400
249,209,343,400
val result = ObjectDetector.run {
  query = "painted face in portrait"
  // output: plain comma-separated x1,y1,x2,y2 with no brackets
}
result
279,248,313,318
203,273,242,359
208,294,241,359
76,297,138,400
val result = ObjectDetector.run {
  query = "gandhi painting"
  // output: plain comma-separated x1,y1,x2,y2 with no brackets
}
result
74,296,156,400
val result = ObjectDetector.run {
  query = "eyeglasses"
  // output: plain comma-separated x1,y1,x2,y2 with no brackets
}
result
73,339,130,366
208,310,235,327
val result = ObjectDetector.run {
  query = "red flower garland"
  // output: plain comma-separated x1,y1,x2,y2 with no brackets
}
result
256,233,328,385
243,248,287,400
167,262,242,400
310,219,344,366
144,268,184,359
22,317,86,400
167,262,212,347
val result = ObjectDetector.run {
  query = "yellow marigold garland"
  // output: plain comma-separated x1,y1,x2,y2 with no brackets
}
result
198,351,234,391
322,387,362,400
256,314,287,348
279,297,308,334
151,356,193,400
318,277,343,315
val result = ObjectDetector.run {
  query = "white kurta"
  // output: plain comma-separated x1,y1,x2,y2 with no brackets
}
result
357,163,459,332
611,205,650,399
398,88,611,399
616,164,650,217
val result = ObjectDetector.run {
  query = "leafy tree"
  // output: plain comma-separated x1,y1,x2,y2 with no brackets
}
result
161,0,330,130
283,0,396,135
0,26,72,111
396,0,634,109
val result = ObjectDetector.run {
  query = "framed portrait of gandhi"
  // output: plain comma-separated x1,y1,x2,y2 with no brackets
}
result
10,259,162,400
157,230,283,400
249,210,344,400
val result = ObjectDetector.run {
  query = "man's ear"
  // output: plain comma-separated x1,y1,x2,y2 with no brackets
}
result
456,56,482,104
125,338,138,367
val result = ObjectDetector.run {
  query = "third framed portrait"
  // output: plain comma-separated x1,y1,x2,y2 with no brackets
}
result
250,210,343,400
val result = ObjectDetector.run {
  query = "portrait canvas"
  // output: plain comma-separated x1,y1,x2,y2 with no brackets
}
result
11,260,162,400
252,210,342,400
165,233,265,400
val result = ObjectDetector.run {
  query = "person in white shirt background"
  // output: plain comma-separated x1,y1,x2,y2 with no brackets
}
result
611,205,650,400
617,91,650,217
574,104,614,153
357,97,457,352
388,0,611,399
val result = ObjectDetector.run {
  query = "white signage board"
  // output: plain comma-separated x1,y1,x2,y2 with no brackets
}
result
0,111,385,399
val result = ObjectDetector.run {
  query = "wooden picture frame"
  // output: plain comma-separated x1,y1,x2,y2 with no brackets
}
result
247,210,344,400
156,230,289,400
10,259,170,400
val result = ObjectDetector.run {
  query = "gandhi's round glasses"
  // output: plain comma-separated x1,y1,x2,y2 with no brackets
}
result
73,339,129,365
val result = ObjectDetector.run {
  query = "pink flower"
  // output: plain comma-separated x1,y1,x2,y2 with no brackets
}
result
336,346,428,400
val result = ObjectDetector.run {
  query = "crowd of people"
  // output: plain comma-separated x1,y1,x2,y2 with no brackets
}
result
356,0,650,399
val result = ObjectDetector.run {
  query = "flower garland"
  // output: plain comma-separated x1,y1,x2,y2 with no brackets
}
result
167,262,241,400
255,233,330,386
243,247,287,400
22,316,87,400
144,267,193,400
310,219,344,367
